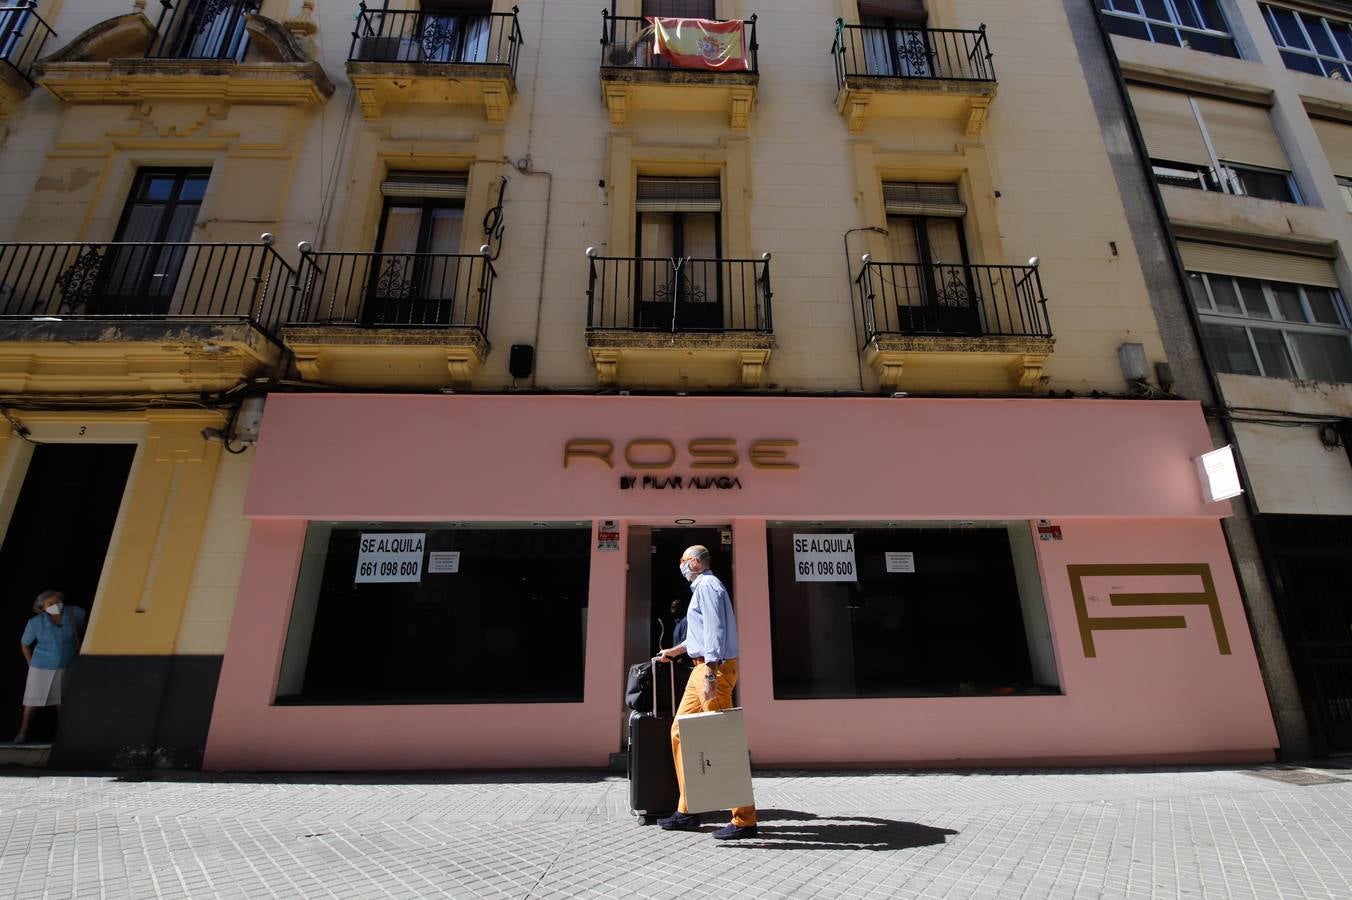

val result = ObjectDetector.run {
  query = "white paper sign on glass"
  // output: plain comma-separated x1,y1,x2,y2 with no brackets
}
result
428,551,461,574
885,551,915,573
792,533,857,582
355,533,425,583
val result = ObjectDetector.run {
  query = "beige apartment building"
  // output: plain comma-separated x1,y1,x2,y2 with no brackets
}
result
1094,0,1352,758
0,0,1290,771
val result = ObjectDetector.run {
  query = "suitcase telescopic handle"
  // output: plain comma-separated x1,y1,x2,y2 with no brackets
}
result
652,656,676,714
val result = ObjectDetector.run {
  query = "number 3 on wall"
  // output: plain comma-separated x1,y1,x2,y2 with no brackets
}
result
77,426,87,435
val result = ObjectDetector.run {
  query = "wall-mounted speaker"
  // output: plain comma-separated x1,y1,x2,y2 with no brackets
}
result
509,344,534,380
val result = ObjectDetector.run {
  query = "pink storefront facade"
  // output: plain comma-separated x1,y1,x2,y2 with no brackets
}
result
203,394,1279,771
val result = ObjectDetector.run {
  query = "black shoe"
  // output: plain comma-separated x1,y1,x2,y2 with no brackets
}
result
657,811,701,831
712,823,758,840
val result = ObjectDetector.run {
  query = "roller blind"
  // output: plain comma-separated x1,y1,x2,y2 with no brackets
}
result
380,172,468,199
1128,85,1209,166
1194,98,1289,171
636,177,722,212
858,0,927,23
1312,118,1352,177
1178,241,1339,288
883,182,967,217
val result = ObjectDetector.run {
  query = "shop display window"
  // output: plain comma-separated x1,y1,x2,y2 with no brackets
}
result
766,522,1060,700
276,523,591,705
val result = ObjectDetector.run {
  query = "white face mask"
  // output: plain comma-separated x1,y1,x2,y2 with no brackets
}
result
45,603,63,617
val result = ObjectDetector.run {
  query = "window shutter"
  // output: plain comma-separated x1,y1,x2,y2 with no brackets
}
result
1194,98,1290,171
636,177,722,212
1127,85,1209,167
1312,118,1352,177
858,0,926,23
380,172,468,199
883,182,966,217
1179,241,1339,288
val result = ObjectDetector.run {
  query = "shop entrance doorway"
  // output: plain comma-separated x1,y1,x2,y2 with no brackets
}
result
621,525,733,750
648,527,732,655
0,444,135,742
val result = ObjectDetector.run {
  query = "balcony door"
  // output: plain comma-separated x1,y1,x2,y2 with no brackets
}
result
88,169,209,315
419,1,491,63
859,1,929,76
884,182,979,335
0,4,33,62
369,173,466,326
161,0,256,60
861,18,933,77
634,176,722,331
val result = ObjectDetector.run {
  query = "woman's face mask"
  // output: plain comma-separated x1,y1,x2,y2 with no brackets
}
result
45,603,63,617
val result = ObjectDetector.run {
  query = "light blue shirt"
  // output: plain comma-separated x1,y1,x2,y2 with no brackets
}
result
21,607,85,670
684,571,739,663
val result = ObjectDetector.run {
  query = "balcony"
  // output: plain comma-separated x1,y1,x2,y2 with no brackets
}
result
584,252,774,388
281,247,495,388
854,259,1054,393
0,237,292,392
346,4,522,121
0,2,55,117
832,22,996,135
35,1,332,106
599,12,758,129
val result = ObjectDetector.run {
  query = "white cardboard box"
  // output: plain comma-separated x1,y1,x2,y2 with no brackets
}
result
675,708,754,814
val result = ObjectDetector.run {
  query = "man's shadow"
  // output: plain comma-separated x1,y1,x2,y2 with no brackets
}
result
717,809,957,851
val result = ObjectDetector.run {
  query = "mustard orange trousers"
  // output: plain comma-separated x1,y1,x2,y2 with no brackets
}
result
670,658,757,827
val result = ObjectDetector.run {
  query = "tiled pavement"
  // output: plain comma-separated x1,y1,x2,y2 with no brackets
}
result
0,763,1350,898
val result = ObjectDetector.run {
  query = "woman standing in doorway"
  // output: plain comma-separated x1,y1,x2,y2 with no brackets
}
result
15,590,85,743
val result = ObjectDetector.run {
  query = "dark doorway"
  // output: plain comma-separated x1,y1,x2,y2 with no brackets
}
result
0,443,135,741
1256,514,1352,755
649,527,732,654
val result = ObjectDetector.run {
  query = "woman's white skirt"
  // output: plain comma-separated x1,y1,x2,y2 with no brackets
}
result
22,667,64,707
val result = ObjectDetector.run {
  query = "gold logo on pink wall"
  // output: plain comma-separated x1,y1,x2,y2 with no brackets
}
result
1067,564,1231,658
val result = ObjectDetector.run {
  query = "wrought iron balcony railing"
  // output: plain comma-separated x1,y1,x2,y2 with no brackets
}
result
349,4,522,73
0,1,56,83
586,253,772,333
0,237,296,333
288,247,495,332
833,22,994,87
854,260,1051,344
145,0,259,60
600,12,758,74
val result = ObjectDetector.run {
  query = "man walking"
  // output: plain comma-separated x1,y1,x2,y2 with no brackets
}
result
655,544,757,840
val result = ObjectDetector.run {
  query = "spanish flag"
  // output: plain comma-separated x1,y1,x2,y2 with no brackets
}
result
649,17,750,72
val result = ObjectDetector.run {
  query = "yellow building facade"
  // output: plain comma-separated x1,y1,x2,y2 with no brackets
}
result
0,0,1294,769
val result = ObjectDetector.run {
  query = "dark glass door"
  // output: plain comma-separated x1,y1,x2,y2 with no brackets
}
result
92,169,209,315
888,215,979,335
0,444,135,740
369,197,464,325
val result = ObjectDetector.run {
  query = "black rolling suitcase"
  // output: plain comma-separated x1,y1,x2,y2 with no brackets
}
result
628,658,682,824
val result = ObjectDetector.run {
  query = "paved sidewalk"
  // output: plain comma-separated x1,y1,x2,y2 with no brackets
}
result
0,763,1350,898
